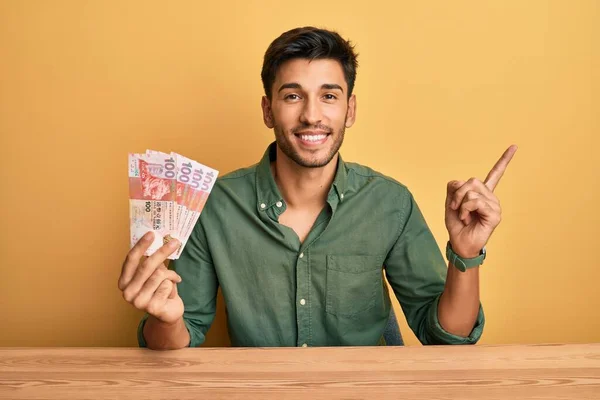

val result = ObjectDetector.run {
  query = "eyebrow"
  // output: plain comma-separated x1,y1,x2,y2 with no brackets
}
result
278,83,344,93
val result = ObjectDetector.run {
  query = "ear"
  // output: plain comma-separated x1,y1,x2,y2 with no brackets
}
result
345,94,357,128
261,96,274,129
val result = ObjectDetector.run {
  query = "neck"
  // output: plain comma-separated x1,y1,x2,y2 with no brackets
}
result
271,147,338,210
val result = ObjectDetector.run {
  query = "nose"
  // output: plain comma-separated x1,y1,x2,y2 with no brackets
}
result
299,96,323,126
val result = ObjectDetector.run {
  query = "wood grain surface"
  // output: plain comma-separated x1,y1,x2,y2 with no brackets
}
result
1,344,599,399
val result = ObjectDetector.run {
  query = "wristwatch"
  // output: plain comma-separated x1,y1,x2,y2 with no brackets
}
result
445,241,486,272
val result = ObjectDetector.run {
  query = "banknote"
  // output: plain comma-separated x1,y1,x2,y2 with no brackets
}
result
128,151,217,259
174,159,217,258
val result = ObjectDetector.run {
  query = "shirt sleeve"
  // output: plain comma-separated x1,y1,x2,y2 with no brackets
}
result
383,188,485,345
137,212,219,348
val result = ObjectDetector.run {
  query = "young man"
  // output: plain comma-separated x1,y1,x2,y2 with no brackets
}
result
118,27,516,349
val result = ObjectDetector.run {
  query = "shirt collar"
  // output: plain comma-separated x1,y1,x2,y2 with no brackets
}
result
255,142,348,213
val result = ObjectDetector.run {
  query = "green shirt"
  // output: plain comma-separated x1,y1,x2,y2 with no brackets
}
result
138,142,484,347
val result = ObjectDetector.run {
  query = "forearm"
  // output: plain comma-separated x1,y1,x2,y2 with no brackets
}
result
437,262,480,337
143,315,190,350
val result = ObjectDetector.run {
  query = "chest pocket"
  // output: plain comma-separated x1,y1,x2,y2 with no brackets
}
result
325,254,385,318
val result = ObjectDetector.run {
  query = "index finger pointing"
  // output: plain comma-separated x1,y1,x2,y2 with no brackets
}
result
484,145,518,191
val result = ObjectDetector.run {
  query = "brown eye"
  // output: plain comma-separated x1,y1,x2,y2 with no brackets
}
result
285,94,300,100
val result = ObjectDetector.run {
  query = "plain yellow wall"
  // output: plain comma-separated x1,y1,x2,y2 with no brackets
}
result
1,0,598,347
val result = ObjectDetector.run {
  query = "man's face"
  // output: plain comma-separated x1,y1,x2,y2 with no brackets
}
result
262,58,356,168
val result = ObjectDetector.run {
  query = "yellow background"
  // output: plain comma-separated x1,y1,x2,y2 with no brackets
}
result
1,0,598,347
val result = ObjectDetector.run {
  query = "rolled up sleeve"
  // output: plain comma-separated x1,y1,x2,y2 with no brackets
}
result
424,293,484,344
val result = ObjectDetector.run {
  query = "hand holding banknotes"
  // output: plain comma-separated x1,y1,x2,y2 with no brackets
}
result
118,231,184,324
121,150,218,327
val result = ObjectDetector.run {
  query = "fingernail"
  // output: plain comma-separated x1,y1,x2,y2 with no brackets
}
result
144,231,154,241
169,239,180,248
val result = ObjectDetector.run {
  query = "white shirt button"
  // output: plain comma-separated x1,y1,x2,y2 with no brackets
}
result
276,201,283,208
301,343,308,347
340,193,344,200
299,252,304,258
300,299,306,305
260,203,266,209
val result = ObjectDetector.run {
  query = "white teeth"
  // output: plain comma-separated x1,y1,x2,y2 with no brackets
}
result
300,134,327,142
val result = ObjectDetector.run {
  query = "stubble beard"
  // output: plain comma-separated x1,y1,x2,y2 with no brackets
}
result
273,121,346,168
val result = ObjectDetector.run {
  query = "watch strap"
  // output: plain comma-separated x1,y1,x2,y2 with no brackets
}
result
445,241,486,272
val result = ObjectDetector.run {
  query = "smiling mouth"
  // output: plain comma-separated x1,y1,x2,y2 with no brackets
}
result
294,132,330,145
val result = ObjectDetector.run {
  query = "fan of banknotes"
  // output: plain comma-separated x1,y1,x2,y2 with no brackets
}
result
128,150,219,260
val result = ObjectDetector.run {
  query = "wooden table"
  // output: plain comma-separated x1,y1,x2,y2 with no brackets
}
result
1,344,598,399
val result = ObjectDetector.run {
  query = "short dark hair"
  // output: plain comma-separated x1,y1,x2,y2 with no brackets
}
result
261,27,359,101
